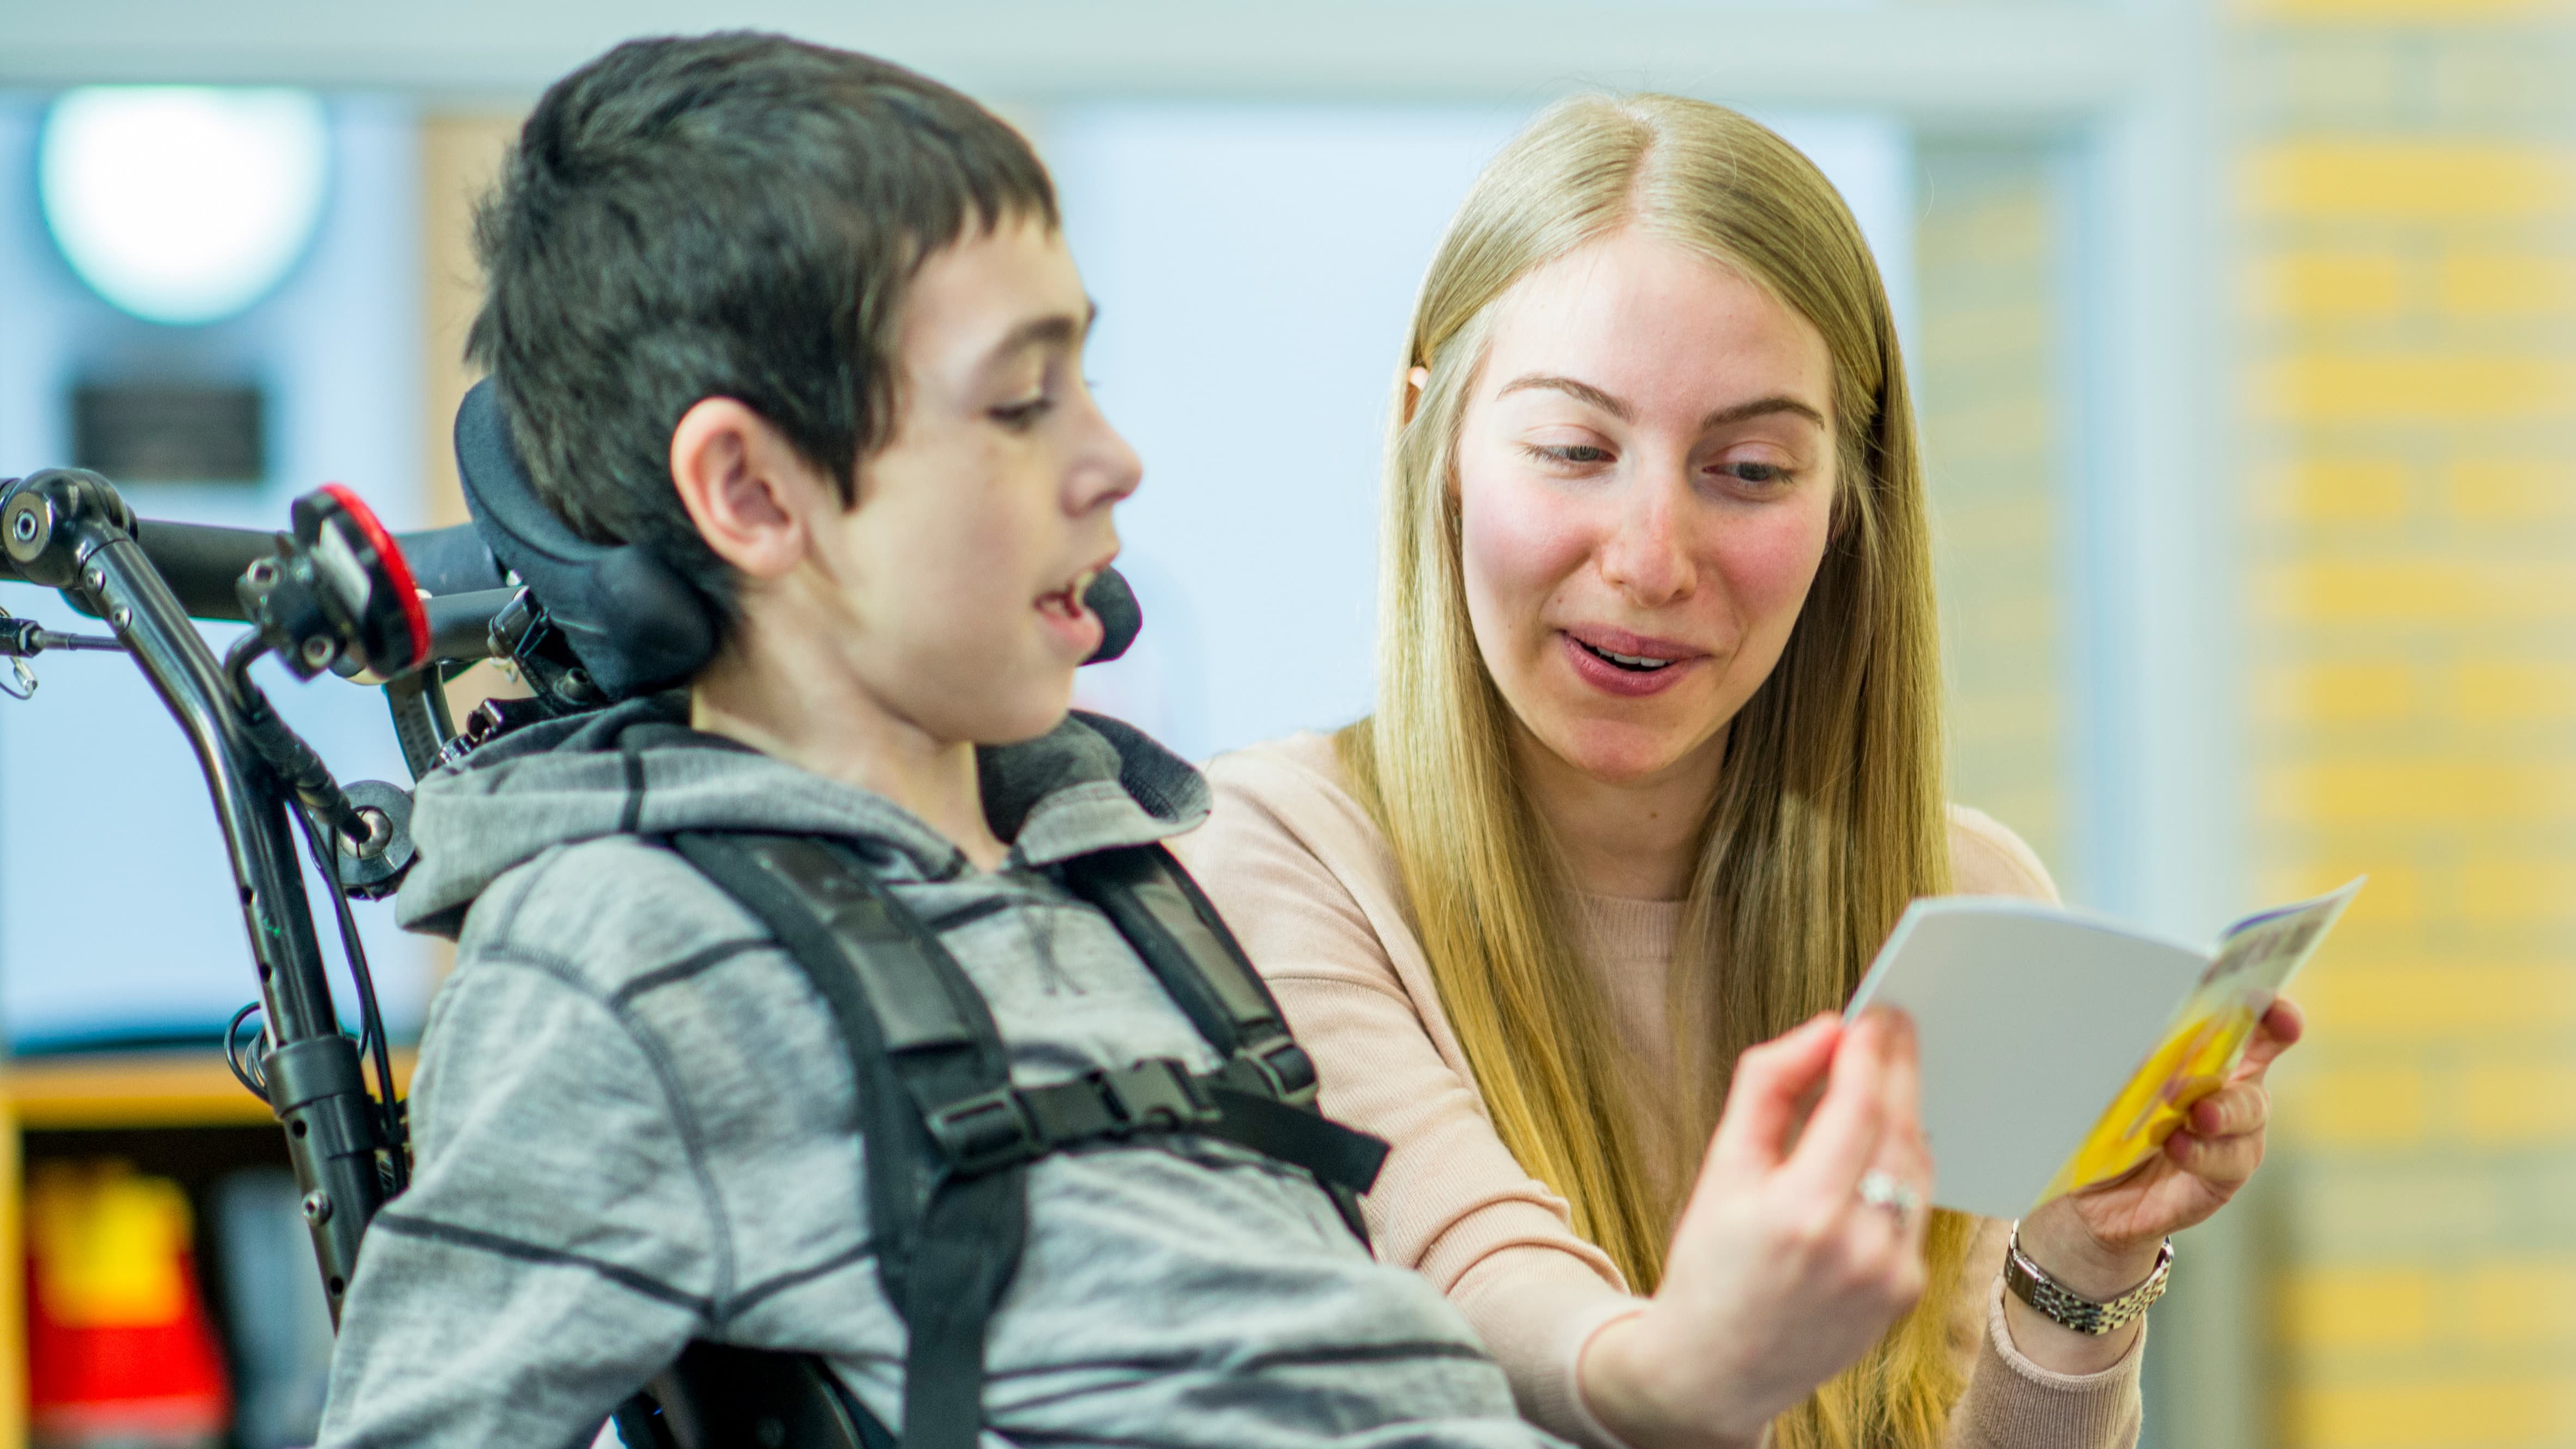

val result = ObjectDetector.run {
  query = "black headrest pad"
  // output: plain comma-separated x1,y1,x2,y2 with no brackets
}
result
455,379,718,699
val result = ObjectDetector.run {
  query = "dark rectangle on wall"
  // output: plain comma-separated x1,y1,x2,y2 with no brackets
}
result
72,383,266,483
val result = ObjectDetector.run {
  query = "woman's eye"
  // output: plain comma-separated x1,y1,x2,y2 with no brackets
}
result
1523,443,1613,466
1715,460,1794,489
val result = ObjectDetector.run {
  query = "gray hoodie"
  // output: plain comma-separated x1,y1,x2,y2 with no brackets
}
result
317,698,1559,1449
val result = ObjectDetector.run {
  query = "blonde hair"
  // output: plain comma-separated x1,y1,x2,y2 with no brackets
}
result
1337,94,1970,1449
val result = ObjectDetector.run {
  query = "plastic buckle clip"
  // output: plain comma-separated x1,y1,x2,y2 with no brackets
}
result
1243,1038,1318,1105
1098,1060,1218,1132
924,1087,1041,1176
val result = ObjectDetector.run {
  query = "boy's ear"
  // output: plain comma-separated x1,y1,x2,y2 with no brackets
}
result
669,397,810,580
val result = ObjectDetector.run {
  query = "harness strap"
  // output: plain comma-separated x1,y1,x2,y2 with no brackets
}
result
663,829,1389,1449
924,1054,1383,1195
1065,845,1383,1235
669,832,1022,1449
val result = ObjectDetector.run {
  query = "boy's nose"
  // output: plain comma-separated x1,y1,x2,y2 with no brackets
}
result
1074,415,1145,513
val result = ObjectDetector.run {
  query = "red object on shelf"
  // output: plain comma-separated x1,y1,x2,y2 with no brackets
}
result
25,1160,230,1448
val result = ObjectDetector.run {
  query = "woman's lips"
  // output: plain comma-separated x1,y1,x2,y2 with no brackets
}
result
1559,630,1697,698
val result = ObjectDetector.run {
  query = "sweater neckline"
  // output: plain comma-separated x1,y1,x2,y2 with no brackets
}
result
1574,891,1685,966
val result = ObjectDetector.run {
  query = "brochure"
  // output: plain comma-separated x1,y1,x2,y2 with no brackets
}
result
1842,878,2363,1219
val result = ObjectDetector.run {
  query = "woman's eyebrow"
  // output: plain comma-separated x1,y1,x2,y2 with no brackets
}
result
1499,373,1631,420
1497,375,1826,433
1699,395,1826,431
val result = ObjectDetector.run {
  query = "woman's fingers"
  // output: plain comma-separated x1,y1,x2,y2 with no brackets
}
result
2188,1081,2270,1139
1877,1010,1931,1174
2239,996,2306,1074
1876,1012,1935,1252
2169,1081,2273,1195
2165,1122,2264,1191
1777,1009,1898,1204
1708,1013,1845,1178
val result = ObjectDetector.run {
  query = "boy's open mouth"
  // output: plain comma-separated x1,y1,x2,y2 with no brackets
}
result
1037,569,1100,622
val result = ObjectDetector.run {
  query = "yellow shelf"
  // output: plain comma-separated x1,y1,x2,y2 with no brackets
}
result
0,1046,417,1449
4,1046,414,1130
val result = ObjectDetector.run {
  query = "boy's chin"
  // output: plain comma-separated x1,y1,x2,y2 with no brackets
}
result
968,676,1079,747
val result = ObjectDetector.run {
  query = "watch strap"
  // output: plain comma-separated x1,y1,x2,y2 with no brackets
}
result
2003,1228,2171,1336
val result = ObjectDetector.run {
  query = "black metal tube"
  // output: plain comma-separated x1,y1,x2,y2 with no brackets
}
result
45,518,504,624
384,673,447,781
130,519,276,620
396,523,506,598
3,471,387,1322
423,587,514,661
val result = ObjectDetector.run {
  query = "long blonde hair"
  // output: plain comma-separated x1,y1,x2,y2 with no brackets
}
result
1338,94,1970,1449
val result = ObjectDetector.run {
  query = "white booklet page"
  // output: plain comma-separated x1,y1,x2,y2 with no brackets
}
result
1844,880,2361,1219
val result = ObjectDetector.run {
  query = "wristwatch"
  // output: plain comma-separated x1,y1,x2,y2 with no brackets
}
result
2002,1227,2172,1336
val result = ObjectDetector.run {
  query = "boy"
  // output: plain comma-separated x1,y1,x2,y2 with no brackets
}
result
317,32,1561,1449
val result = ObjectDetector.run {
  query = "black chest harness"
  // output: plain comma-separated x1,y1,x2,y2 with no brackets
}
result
616,831,1389,1449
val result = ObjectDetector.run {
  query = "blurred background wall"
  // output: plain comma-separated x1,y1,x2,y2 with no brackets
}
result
2241,3,2576,1446
0,1,2568,1446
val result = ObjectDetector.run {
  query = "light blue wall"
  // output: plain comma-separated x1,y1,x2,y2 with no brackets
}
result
0,91,1909,1045
0,92,426,1050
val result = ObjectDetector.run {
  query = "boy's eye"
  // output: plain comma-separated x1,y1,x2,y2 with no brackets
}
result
990,394,1054,430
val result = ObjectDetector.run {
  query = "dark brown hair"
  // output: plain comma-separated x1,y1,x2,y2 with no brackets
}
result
469,31,1057,620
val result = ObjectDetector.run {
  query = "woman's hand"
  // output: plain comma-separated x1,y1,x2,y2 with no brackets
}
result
1581,1010,1932,1449
2008,996,2306,1371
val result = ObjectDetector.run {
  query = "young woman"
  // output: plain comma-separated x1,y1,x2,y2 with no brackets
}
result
1175,95,2298,1449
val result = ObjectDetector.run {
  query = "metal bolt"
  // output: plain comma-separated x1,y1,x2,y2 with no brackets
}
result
109,606,129,630
82,565,102,591
9,510,33,543
352,806,392,859
247,558,278,587
301,1190,333,1225
301,636,336,669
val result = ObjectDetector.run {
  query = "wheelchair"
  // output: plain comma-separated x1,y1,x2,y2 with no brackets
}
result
0,382,1137,1448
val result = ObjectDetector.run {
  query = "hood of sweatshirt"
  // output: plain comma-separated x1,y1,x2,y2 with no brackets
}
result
394,694,1211,939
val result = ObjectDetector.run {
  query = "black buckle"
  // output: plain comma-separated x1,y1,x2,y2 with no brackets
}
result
1097,1060,1218,1131
923,1087,1040,1174
1242,1038,1317,1105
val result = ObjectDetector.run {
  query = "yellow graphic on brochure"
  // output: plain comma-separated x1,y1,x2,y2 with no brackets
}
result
2037,879,2362,1207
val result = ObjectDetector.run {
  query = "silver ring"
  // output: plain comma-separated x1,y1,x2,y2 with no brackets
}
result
1858,1170,1921,1219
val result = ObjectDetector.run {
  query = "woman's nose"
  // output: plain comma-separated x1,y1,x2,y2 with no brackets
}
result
1595,474,1695,606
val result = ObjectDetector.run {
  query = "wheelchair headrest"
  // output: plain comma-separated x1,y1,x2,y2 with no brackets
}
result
454,379,1138,702
455,379,717,699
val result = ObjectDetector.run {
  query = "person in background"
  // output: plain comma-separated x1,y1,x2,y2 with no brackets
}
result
1177,93,2300,1449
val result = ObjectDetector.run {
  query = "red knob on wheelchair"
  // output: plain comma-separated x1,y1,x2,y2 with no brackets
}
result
238,484,432,681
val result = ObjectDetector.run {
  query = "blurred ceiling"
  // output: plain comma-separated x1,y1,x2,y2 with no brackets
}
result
0,2,2149,117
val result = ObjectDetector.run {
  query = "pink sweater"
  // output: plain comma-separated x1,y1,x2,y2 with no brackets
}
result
1176,733,2143,1449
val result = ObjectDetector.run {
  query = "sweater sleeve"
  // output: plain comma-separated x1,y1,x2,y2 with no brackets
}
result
1179,744,1640,1446
316,948,717,1448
